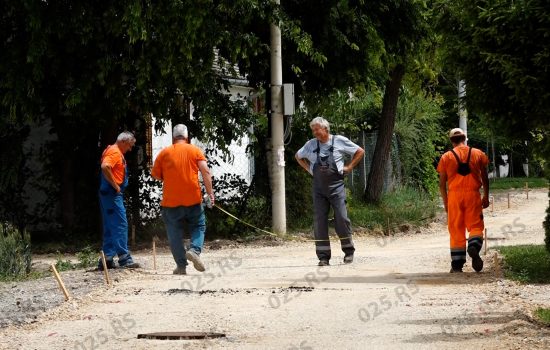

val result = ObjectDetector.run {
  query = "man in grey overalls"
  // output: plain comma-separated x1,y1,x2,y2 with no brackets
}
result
296,117,365,266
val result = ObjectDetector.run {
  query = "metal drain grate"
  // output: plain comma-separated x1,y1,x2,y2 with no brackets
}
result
137,331,226,340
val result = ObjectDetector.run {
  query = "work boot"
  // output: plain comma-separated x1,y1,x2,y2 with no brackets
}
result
467,246,484,272
318,259,330,266
449,267,463,273
118,254,140,269
97,257,116,271
186,250,205,272
173,266,187,275
343,254,354,264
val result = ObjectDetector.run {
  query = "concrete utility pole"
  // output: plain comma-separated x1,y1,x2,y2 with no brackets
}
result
458,80,468,145
269,0,286,234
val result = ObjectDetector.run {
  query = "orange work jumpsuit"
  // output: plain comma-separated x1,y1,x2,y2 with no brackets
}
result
437,145,489,268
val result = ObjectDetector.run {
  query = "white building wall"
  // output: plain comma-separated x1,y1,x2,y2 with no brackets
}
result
151,118,173,161
150,84,255,201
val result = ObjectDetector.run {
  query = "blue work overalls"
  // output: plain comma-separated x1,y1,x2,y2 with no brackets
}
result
99,156,129,261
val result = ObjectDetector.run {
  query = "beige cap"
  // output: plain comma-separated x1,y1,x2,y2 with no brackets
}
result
449,128,466,138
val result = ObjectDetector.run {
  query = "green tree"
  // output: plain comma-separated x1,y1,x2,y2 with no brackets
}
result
362,1,433,203
266,1,435,204
0,1,275,238
394,86,444,197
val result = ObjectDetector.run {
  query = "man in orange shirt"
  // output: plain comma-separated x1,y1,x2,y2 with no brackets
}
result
151,124,215,275
98,131,140,270
437,128,490,273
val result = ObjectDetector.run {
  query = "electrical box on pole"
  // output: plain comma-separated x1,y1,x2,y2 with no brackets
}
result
283,83,295,116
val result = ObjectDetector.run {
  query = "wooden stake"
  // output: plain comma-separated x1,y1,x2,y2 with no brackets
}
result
131,224,136,248
484,228,488,256
387,218,391,236
526,182,529,200
50,264,71,301
507,193,510,209
100,251,112,286
493,253,500,276
490,196,494,212
153,239,157,271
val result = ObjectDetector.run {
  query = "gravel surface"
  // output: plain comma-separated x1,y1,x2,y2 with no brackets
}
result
0,188,548,350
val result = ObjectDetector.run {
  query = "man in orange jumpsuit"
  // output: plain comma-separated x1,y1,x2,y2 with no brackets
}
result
437,128,490,273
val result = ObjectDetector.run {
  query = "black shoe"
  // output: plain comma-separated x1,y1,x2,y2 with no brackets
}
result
118,254,140,269
450,267,463,273
120,262,140,269
318,260,330,266
343,254,353,264
468,246,484,272
97,258,116,271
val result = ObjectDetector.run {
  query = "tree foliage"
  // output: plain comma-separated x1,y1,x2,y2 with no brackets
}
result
435,0,550,136
0,0,477,241
0,0,276,238
395,86,444,197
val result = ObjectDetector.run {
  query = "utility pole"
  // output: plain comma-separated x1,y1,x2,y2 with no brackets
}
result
269,0,286,234
458,80,468,145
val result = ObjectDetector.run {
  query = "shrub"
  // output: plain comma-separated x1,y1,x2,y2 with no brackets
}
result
348,185,438,230
0,223,32,279
76,246,97,268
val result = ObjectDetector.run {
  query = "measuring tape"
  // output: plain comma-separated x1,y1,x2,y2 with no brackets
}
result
212,203,352,243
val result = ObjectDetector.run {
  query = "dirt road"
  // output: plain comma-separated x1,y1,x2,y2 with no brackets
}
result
1,189,549,350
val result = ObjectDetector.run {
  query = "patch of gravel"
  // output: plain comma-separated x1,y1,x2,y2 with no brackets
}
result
0,268,127,328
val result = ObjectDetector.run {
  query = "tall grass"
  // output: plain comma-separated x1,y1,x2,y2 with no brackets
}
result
535,308,550,326
490,177,548,190
348,186,438,231
499,245,550,283
0,223,32,281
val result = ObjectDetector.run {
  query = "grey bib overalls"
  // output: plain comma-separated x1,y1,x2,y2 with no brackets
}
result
312,136,355,261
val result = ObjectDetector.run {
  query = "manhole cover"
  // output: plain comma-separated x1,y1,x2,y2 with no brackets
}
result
137,331,226,340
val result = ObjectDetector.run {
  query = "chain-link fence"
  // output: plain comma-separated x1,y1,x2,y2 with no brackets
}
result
205,131,403,201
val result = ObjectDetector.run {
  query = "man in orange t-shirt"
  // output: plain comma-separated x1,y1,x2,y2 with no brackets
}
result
151,124,215,275
437,128,490,273
98,131,140,270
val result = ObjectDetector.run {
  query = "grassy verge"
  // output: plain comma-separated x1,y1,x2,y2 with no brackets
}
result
54,246,97,272
535,308,550,326
490,177,548,190
498,245,550,283
348,186,438,232
499,245,550,326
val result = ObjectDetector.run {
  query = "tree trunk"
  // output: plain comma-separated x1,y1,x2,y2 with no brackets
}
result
364,64,405,203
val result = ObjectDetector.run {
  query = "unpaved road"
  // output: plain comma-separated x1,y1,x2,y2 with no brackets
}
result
1,189,549,350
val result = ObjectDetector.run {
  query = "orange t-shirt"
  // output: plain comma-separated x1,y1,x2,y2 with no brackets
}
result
437,145,489,191
151,143,207,207
101,145,125,185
